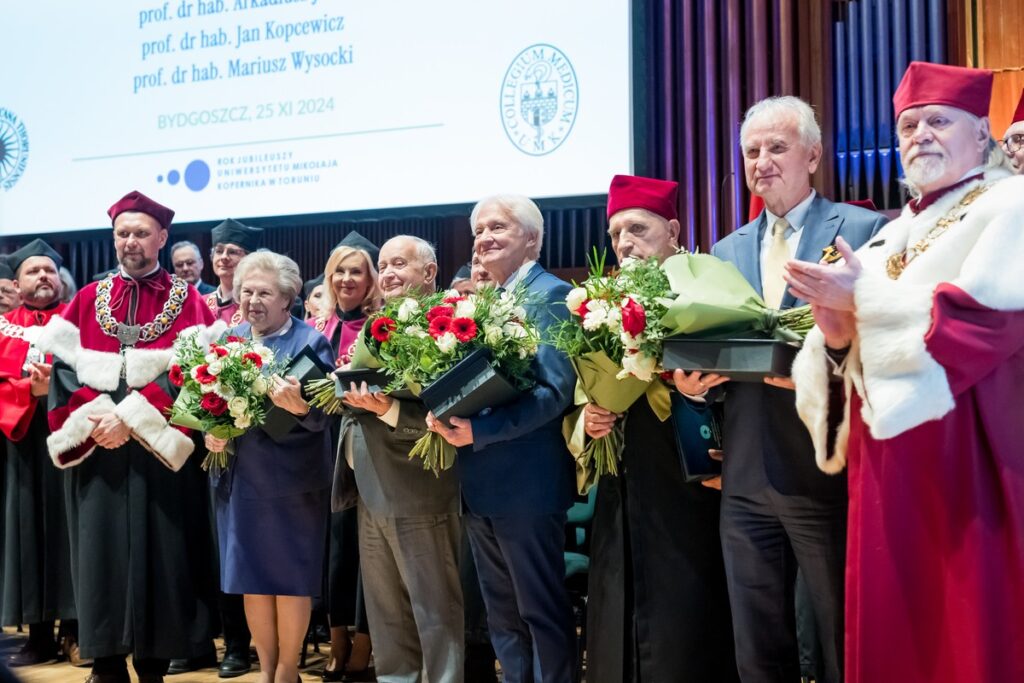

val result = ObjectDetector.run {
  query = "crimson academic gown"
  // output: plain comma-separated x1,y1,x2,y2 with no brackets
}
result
205,290,243,326
792,169,1024,683
0,303,75,626
29,271,224,661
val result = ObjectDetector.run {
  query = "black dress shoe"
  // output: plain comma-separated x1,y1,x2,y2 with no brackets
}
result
84,674,131,683
321,665,344,682
341,667,376,682
167,651,218,674
218,651,252,678
8,640,59,667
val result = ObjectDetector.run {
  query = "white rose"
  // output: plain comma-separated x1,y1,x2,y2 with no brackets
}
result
207,359,223,376
565,287,587,316
251,376,269,396
620,331,641,349
484,325,503,345
502,322,527,339
435,332,458,354
404,325,428,338
397,298,420,322
227,397,248,417
455,299,477,319
204,352,219,364
234,414,252,429
618,351,657,382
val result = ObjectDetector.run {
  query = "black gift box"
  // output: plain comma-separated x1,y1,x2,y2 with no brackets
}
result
419,348,520,427
669,393,722,482
262,345,335,441
661,337,800,382
331,366,416,403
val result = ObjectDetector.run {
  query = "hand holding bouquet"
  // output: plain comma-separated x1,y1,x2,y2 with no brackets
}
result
550,250,675,479
345,285,541,475
168,332,285,471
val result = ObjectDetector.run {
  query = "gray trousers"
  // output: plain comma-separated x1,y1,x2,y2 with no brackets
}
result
359,502,464,683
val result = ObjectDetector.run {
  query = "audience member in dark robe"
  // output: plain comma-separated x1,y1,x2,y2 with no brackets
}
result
0,241,78,667
579,175,740,683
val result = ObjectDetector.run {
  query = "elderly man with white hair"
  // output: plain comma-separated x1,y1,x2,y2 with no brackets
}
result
693,96,886,683
429,195,577,683
342,235,464,683
785,61,1024,683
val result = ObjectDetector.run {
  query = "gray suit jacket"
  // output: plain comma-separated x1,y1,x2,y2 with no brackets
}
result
711,195,887,496
354,398,460,518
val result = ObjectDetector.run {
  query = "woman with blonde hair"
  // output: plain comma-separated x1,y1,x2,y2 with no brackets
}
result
311,231,381,681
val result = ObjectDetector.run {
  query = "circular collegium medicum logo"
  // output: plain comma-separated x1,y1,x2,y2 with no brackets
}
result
501,44,579,156
0,108,29,192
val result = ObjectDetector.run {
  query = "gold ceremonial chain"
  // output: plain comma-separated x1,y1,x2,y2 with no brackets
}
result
0,318,27,339
886,184,992,280
94,274,189,346
821,245,843,264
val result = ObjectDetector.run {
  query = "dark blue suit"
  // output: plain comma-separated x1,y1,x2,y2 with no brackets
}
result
711,196,885,683
459,263,577,683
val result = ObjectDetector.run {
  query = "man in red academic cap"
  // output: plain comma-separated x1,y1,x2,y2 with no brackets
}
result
205,218,264,325
0,240,78,667
1001,89,1024,174
28,191,223,683
787,61,1024,683
577,174,740,683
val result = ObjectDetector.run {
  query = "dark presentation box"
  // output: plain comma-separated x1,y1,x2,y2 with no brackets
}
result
262,345,336,441
419,348,520,427
662,337,800,382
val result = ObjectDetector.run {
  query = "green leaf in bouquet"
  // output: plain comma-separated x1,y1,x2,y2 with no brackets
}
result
349,330,382,369
571,351,650,414
659,253,769,337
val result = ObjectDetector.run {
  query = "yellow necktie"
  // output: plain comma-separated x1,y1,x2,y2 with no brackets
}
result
762,217,790,308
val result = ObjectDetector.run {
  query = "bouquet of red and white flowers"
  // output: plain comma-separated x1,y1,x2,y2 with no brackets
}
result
324,284,541,475
550,250,675,480
168,332,286,471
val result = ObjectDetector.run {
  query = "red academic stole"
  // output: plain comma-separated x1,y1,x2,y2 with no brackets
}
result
0,304,66,441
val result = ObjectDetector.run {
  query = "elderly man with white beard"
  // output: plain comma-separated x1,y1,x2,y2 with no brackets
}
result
785,61,1024,683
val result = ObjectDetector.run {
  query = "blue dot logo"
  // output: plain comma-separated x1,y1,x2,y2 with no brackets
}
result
185,159,210,191
156,159,210,191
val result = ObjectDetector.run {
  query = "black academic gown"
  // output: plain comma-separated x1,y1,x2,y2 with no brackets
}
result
586,397,740,683
51,363,218,661
1,407,76,626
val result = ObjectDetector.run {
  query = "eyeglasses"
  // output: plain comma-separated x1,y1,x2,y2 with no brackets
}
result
212,246,246,259
1002,134,1024,155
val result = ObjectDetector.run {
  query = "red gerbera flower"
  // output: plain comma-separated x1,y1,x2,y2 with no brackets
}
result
243,352,264,368
169,364,185,387
194,364,217,384
620,297,647,337
426,305,455,322
200,393,228,416
428,315,453,339
451,317,477,342
226,335,244,343
371,317,398,343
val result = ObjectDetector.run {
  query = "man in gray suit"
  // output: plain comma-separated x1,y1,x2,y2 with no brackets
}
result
343,235,463,683
678,96,887,683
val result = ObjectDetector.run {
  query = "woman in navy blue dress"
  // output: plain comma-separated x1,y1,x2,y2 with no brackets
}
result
204,251,334,683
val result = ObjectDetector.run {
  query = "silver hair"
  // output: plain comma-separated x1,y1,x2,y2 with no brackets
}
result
170,240,203,263
59,267,76,303
232,249,302,302
740,96,822,149
469,194,545,259
383,235,437,265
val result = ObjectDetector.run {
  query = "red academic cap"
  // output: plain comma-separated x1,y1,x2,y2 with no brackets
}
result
607,174,679,221
893,61,993,120
1012,89,1024,125
107,190,175,231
